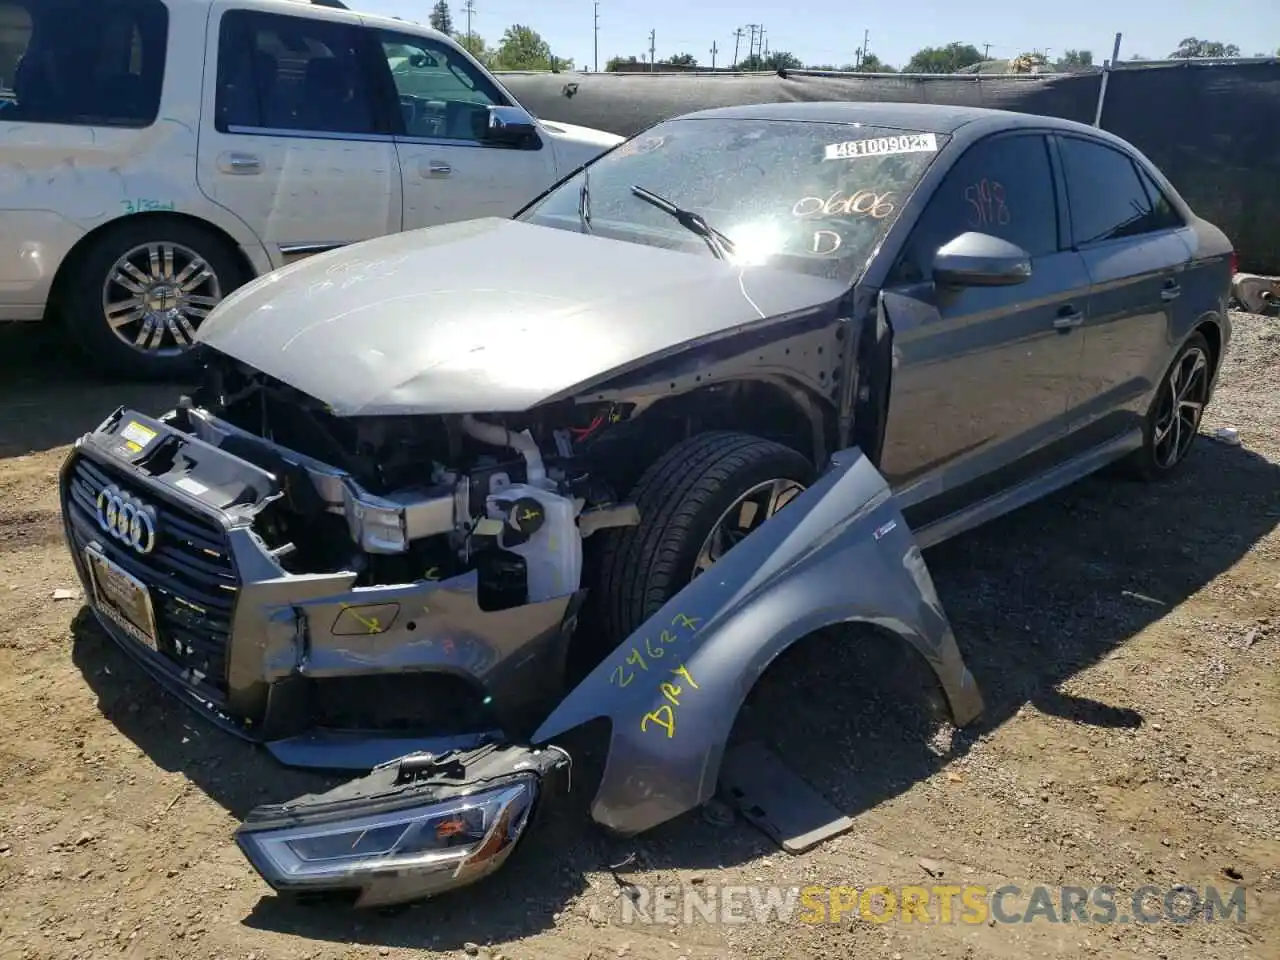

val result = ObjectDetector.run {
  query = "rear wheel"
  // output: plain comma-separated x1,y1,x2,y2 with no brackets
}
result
597,431,814,646
62,219,247,380
1120,332,1212,480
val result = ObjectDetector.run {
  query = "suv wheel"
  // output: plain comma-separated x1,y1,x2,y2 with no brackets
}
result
64,219,247,381
597,431,815,646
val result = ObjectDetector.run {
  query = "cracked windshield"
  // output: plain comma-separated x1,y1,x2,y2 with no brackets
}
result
521,117,948,281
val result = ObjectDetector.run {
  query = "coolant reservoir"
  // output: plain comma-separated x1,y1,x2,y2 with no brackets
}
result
484,484,583,603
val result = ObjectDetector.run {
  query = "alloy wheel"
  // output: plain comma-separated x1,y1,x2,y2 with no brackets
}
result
693,477,807,576
1152,345,1210,469
101,242,223,355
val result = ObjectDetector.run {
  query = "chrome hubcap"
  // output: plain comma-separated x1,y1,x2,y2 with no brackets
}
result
693,477,806,576
1152,346,1209,469
101,242,222,354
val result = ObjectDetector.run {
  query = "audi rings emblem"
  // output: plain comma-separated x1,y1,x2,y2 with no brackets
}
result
95,485,158,555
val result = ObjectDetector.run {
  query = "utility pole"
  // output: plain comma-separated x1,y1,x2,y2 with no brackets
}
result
982,41,991,60
746,23,759,61
861,29,869,66
731,28,743,67
593,0,599,72
710,40,718,69
648,28,655,71
463,0,474,38
760,26,767,58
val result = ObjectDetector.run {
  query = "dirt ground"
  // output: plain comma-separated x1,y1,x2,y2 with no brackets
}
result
0,313,1276,960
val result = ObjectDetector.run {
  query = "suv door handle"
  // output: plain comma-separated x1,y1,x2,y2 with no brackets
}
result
218,152,262,175
421,160,451,177
1160,280,1182,301
1052,306,1085,330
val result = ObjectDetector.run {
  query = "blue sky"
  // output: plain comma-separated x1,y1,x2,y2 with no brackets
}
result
357,0,1278,71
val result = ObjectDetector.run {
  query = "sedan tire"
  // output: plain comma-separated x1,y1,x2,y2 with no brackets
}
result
597,431,815,647
1121,331,1214,480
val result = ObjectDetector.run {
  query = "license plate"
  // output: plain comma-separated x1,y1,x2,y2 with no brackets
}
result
84,546,159,651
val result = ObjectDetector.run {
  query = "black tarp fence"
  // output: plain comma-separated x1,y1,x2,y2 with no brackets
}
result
497,61,1280,274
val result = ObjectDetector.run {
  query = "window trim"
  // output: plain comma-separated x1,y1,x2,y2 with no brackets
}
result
212,8,393,140
1053,133,1184,250
0,0,169,130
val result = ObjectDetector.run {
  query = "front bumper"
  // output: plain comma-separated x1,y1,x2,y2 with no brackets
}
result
60,409,582,769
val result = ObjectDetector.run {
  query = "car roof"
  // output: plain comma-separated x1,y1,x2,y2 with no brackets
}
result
668,100,1106,138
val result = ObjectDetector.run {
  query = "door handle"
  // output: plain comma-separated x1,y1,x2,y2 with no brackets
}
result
1052,307,1085,330
1160,281,1182,301
421,160,452,177
218,152,262,175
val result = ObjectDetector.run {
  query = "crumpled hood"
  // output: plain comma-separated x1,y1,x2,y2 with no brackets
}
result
197,219,846,416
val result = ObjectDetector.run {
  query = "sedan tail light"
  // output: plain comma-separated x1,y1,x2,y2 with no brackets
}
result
1230,250,1239,276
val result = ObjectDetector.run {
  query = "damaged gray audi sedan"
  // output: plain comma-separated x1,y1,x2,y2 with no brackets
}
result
60,102,1234,906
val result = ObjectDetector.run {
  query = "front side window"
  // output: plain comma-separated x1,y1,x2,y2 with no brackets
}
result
520,118,948,283
895,133,1059,282
377,31,504,140
0,0,167,127
215,11,375,135
1058,136,1173,246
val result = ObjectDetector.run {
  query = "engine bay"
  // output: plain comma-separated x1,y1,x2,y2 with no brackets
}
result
174,357,640,608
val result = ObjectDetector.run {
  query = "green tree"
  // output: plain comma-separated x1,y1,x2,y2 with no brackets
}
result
1058,48,1093,68
857,52,896,72
457,31,489,64
738,51,801,71
1169,37,1241,58
904,42,984,73
493,24,553,70
605,54,639,71
665,52,698,67
428,0,453,35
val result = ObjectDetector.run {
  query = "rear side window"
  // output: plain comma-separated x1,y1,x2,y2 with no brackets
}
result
894,132,1059,282
215,10,377,135
1057,136,1179,246
1134,162,1183,231
0,0,167,127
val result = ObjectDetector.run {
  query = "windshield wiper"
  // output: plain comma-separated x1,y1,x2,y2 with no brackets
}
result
578,168,593,234
630,185,734,261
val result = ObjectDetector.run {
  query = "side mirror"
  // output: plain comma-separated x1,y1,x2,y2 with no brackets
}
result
932,232,1032,288
480,104,541,149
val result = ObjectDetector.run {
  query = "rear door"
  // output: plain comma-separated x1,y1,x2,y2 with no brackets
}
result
196,3,401,266
878,131,1092,525
1053,134,1194,443
363,28,557,230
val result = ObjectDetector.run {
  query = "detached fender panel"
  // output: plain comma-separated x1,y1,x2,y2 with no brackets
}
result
532,446,983,836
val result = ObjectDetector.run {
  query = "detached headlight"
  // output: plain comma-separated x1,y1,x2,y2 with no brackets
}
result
236,777,539,906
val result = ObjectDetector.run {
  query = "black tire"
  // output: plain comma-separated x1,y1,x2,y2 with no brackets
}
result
1119,332,1214,481
62,219,248,381
597,431,815,647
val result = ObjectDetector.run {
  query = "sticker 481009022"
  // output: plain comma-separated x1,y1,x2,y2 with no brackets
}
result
824,133,938,161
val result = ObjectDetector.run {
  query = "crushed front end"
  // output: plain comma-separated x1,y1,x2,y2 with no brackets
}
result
59,366,635,768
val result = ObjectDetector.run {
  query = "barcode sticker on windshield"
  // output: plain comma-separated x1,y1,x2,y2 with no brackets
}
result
824,133,938,160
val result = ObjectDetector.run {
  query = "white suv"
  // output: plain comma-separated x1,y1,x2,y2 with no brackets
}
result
0,0,620,378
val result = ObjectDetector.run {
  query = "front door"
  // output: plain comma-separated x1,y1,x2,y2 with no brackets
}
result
196,3,401,266
367,30,557,231
877,132,1091,524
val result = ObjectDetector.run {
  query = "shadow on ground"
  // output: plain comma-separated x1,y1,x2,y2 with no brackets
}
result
42,329,1276,949
0,324,186,457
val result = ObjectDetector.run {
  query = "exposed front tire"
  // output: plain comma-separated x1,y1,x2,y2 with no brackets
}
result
597,431,815,646
62,219,247,381
1120,332,1213,480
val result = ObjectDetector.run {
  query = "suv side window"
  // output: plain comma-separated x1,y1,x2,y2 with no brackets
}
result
0,0,167,127
215,10,376,136
375,31,507,141
893,133,1059,283
1057,136,1176,246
